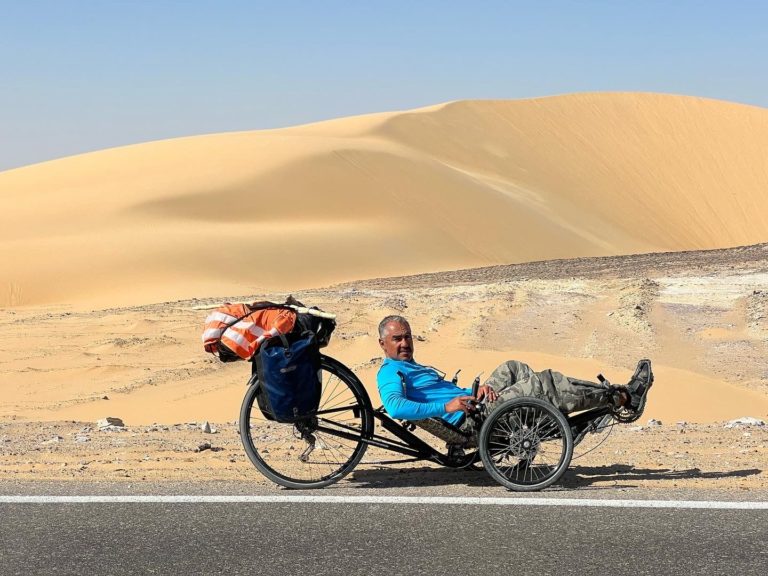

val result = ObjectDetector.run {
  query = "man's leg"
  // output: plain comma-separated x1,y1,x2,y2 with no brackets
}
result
482,360,536,393
483,360,617,414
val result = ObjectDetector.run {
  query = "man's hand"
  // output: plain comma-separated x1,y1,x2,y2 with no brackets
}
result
445,385,499,414
476,384,498,403
446,385,498,414
444,395,476,414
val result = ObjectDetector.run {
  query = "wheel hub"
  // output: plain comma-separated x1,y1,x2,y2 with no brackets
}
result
503,429,540,458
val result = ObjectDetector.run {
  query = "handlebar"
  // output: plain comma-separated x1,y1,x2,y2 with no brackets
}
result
468,375,483,413
471,376,480,399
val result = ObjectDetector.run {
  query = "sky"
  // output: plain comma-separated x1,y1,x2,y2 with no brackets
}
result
1,0,767,171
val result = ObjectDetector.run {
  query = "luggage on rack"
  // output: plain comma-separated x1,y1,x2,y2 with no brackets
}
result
203,303,297,362
202,297,336,422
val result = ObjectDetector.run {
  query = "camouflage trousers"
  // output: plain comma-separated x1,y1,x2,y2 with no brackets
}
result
484,360,613,412
459,360,614,436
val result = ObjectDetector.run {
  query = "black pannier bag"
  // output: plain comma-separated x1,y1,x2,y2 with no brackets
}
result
252,297,336,423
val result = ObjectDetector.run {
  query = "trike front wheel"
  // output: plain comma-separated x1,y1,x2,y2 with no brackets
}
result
479,397,573,491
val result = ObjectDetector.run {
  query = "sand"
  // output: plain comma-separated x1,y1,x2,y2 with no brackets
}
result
1,246,768,489
2,93,768,308
1,93,767,490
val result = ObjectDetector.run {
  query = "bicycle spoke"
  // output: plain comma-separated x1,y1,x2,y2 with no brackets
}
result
241,357,372,486
482,400,571,490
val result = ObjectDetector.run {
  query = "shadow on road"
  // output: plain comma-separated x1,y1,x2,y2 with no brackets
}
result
348,464,762,490
350,465,494,489
562,464,761,489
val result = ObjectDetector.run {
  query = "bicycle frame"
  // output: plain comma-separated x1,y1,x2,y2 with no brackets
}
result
315,409,472,467
317,405,614,469
365,410,474,467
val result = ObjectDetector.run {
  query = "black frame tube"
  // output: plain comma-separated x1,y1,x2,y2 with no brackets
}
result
317,404,612,467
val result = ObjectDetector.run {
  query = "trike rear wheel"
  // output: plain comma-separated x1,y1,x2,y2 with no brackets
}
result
479,397,573,491
239,355,374,489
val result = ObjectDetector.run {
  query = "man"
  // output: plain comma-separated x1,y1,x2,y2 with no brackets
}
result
376,315,653,432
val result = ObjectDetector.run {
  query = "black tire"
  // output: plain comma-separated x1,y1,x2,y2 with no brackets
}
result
479,397,573,492
239,355,374,489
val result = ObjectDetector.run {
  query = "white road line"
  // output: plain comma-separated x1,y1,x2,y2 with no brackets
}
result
0,495,766,509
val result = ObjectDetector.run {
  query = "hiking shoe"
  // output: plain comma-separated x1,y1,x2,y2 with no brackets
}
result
626,359,654,412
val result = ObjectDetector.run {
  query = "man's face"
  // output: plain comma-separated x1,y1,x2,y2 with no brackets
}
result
379,321,414,361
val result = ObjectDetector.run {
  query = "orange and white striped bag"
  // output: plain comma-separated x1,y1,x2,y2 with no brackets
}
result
202,303,297,361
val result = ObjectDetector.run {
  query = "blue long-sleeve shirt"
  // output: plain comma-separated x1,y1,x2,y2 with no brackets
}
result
376,358,471,426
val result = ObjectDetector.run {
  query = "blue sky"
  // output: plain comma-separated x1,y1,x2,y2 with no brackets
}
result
1,0,766,171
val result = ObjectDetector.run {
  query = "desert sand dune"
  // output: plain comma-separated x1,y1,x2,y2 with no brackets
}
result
1,92,767,307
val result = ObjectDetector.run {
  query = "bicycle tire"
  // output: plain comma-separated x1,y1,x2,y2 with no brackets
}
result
479,397,573,492
239,354,374,489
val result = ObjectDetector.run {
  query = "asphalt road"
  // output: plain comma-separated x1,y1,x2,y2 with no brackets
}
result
2,498,766,576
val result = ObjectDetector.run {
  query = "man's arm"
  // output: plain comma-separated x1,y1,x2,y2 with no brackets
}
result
377,369,447,420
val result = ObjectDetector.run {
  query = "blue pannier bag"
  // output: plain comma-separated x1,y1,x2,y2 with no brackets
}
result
254,332,321,423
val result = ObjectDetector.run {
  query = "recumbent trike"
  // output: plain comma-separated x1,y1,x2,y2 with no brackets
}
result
239,354,643,492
